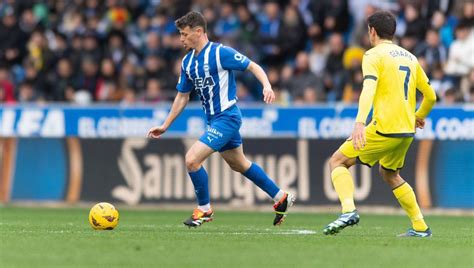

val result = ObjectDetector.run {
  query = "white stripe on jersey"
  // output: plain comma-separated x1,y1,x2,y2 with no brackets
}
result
185,50,195,79
203,42,214,115
216,44,236,111
194,59,207,114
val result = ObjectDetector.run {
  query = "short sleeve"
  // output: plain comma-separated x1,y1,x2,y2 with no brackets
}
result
362,52,379,83
176,66,193,93
219,46,251,71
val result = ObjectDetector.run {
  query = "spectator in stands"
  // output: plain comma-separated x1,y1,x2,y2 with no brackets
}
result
431,10,455,48
23,59,49,100
309,0,350,35
96,58,119,101
141,78,164,103
308,35,328,78
82,31,102,63
49,58,76,102
120,88,137,106
17,81,37,103
460,69,474,102
105,30,131,66
285,51,324,102
236,4,258,48
0,1,469,104
342,68,363,104
0,65,15,103
26,30,54,74
402,4,428,41
278,5,307,62
294,87,320,104
256,1,282,65
118,59,137,92
0,6,26,67
127,13,150,52
430,64,454,101
143,31,164,58
458,1,474,27
324,33,346,101
399,34,418,53
214,3,240,43
414,28,447,74
442,88,460,104
75,57,99,100
150,7,175,36
444,21,474,83
50,32,70,63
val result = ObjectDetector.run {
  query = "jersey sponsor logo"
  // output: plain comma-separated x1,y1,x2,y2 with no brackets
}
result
207,126,223,137
194,76,215,89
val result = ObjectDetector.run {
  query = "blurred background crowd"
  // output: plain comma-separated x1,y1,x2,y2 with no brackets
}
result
0,0,472,105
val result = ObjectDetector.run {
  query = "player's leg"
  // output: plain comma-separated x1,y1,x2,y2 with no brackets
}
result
324,124,384,235
220,144,295,226
379,138,431,237
328,150,357,213
183,140,215,227
220,145,281,199
323,149,361,235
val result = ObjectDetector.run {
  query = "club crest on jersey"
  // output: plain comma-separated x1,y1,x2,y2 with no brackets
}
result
194,76,215,89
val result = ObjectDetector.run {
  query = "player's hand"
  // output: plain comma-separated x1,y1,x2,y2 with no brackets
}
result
415,117,425,129
262,86,275,104
147,125,167,139
352,122,366,151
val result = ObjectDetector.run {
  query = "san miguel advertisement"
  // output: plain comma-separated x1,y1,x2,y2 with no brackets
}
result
77,138,438,207
1,137,472,208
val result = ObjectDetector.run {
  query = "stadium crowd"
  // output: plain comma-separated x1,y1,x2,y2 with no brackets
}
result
0,0,472,105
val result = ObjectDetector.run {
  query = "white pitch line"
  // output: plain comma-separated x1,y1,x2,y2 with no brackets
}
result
182,229,317,235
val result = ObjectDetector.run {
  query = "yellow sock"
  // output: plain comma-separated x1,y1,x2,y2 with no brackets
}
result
393,183,428,231
331,167,356,213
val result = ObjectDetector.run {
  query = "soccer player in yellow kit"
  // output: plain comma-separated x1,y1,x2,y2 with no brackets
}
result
323,11,436,237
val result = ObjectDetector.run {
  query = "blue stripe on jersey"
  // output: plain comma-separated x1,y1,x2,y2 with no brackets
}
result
208,44,221,114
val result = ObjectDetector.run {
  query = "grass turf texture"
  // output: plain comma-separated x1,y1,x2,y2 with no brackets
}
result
0,207,472,267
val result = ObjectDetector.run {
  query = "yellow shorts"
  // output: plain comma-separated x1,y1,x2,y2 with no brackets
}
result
339,123,414,171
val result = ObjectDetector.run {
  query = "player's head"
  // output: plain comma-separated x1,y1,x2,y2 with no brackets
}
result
367,11,396,45
175,11,207,51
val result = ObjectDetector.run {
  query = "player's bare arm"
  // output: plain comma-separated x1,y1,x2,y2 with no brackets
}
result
246,61,275,104
147,92,190,138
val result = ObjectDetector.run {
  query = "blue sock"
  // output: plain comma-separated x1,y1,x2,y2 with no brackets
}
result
188,166,210,206
242,163,280,198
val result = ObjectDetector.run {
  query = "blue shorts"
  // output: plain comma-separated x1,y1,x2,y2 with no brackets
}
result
199,105,242,152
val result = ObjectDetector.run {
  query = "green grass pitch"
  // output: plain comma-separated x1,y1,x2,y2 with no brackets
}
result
0,207,472,267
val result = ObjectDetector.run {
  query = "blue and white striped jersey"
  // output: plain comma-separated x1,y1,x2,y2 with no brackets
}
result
176,41,250,118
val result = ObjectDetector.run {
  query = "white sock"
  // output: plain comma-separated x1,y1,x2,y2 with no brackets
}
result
198,203,211,212
272,190,285,203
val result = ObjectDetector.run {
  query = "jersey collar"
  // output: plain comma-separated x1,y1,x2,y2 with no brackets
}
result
194,41,212,57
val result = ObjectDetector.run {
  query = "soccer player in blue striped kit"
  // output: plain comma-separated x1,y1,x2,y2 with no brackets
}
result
147,11,295,227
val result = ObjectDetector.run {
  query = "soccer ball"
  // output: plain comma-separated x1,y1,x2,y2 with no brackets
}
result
88,202,119,230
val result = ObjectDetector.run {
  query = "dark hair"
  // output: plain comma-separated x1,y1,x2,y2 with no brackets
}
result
367,11,396,40
175,11,207,33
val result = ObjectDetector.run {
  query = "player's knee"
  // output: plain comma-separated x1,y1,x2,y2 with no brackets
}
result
379,166,399,185
227,158,249,173
329,153,344,170
185,153,201,171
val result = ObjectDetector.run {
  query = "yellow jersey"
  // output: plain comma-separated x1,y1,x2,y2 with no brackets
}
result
355,40,436,137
